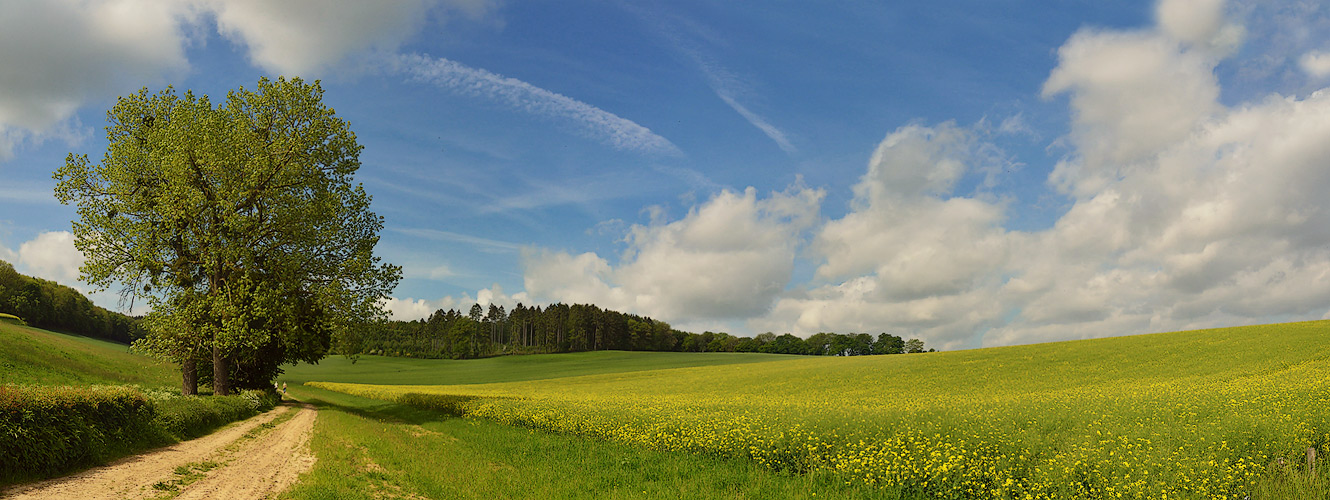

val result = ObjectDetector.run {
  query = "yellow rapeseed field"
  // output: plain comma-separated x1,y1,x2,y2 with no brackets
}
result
311,321,1330,499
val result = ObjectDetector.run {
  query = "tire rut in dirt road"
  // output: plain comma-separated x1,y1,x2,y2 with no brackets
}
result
173,402,317,500
2,401,317,500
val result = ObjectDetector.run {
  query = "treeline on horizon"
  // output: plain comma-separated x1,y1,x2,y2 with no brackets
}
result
0,260,144,344
349,302,931,359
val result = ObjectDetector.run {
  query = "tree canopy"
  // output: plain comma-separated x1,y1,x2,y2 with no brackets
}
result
350,301,929,360
55,77,401,395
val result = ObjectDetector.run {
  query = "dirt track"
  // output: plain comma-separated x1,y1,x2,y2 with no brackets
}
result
3,402,317,500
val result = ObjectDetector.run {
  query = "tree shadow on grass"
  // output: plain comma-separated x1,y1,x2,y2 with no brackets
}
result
293,387,472,427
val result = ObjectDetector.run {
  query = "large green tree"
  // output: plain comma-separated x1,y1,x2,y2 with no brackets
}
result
55,77,401,395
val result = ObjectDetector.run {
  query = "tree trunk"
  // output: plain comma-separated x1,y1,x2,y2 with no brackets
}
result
212,344,230,396
181,357,198,395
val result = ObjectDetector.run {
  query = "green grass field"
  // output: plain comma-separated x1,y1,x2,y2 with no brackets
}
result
280,384,901,499
308,321,1330,499
0,312,24,325
0,321,177,387
281,350,800,386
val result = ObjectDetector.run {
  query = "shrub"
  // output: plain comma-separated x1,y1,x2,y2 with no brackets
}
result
0,385,158,479
149,389,278,440
0,385,281,485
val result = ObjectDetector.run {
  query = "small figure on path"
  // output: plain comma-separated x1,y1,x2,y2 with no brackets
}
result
282,382,287,397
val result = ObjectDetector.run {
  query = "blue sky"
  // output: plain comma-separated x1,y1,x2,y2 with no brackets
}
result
3,0,1330,349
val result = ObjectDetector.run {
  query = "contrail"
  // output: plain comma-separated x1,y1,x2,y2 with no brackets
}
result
391,53,683,157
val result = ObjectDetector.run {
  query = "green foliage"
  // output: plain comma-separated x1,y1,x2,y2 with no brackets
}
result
0,384,277,486
353,300,919,360
0,385,158,481
0,260,143,343
56,77,400,394
147,388,276,440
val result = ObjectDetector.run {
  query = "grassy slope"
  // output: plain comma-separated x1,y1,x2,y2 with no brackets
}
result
282,350,800,386
0,322,177,387
316,320,1330,412
281,384,899,500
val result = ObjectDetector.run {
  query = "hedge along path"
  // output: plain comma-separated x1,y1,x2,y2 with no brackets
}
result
3,402,317,500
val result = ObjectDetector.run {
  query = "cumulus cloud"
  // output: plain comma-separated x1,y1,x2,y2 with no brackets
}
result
752,123,1011,349
381,284,531,321
206,0,494,76
1042,30,1220,196
0,0,507,160
380,296,437,321
750,0,1330,349
17,231,85,285
523,183,823,322
0,239,17,264
1155,0,1244,54
1300,50,1330,79
0,0,197,158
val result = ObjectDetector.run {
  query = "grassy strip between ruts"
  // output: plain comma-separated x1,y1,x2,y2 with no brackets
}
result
278,384,900,500
148,405,301,499
0,384,280,487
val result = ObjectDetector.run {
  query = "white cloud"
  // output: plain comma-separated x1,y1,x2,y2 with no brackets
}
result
1157,0,1225,46
206,0,474,76
751,122,1011,349
1155,0,1243,54
428,265,453,280
391,227,522,253
0,239,17,264
1300,50,1330,79
382,283,531,321
380,296,436,321
0,0,500,160
749,0,1330,350
392,53,682,157
523,183,823,322
0,0,197,158
17,231,85,285
1043,30,1221,196
713,91,796,154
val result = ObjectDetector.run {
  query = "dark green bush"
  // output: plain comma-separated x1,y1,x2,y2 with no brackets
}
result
151,394,255,439
0,385,280,485
0,385,158,479
151,388,277,439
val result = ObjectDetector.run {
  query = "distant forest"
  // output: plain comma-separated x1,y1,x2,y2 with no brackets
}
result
0,257,929,358
0,260,144,344
350,302,930,359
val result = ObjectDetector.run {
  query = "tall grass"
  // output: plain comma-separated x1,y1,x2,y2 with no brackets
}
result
0,322,177,387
